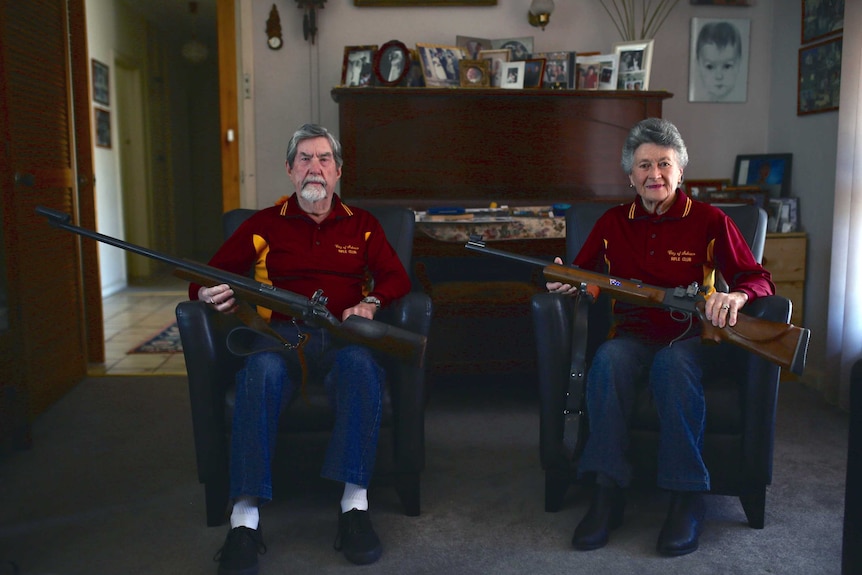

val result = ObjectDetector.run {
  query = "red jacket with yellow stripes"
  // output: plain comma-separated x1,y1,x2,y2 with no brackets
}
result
189,194,411,322
572,190,775,344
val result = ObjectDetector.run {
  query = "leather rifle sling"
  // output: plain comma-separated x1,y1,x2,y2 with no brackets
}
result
562,291,590,460
227,303,310,400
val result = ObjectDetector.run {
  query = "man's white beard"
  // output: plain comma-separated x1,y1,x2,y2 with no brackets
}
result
300,184,327,202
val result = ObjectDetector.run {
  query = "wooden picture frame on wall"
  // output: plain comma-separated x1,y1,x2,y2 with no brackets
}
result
798,36,842,116
94,108,111,148
91,59,109,106
801,0,844,44
355,0,495,5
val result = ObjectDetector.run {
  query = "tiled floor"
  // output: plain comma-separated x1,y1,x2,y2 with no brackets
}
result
89,275,189,376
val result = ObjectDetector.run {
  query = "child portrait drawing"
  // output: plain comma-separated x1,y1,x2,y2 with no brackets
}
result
688,18,750,103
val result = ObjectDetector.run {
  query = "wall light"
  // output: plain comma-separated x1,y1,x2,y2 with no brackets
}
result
528,0,555,30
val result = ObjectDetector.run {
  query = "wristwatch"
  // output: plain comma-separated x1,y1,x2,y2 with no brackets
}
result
361,296,381,309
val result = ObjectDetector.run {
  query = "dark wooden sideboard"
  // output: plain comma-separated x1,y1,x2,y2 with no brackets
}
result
332,87,672,374
331,87,672,208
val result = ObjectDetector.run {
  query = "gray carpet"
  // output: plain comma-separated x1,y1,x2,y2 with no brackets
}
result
0,374,848,575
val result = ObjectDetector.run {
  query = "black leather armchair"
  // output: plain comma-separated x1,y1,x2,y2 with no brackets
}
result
176,206,432,526
532,202,791,529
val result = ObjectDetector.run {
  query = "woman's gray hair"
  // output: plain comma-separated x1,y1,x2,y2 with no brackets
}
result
286,124,344,169
620,118,689,174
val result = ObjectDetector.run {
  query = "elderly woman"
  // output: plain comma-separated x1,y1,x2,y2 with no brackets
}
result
547,118,774,556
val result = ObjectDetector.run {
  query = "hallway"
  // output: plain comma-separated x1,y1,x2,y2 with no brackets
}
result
89,275,187,376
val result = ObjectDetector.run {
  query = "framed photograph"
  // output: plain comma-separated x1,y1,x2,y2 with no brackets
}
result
688,18,750,102
733,153,793,198
683,178,730,201
373,40,411,86
478,48,509,87
416,43,464,88
456,36,492,60
341,45,378,87
491,37,533,61
94,107,111,148
523,59,545,89
400,50,426,87
798,36,842,116
767,197,800,233
355,0,495,5
707,185,768,208
459,59,490,88
576,53,618,90
500,61,525,89
533,51,576,89
614,40,653,91
802,0,844,44
91,59,109,106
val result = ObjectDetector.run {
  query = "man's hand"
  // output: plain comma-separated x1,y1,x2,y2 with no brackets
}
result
704,291,749,328
343,301,377,321
198,283,237,314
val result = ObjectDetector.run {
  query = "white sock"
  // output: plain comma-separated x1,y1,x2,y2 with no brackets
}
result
230,496,260,530
340,482,368,513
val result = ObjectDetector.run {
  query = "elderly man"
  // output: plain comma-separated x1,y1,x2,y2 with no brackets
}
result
191,124,411,574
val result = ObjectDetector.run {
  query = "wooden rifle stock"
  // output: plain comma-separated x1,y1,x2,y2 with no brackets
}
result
35,206,427,368
465,236,809,375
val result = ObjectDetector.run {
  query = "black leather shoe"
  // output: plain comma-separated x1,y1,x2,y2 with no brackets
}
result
334,508,383,565
656,491,706,557
572,484,625,551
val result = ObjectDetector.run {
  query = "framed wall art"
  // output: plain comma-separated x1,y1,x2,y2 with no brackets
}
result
355,0,495,5
459,59,490,88
94,108,111,148
614,40,653,90
91,59,109,106
341,45,378,87
688,18,750,103
490,37,533,61
798,36,842,116
733,153,793,198
575,53,617,90
416,43,464,88
801,0,844,44
500,61,525,89
456,36,492,60
478,48,509,88
533,51,576,89
523,59,545,89
373,40,411,86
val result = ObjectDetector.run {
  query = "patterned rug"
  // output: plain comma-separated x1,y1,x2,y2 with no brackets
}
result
128,322,183,354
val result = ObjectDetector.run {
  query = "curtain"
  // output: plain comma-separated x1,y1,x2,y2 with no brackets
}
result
827,1,862,410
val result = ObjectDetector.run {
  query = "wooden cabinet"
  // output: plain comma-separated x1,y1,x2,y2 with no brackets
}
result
331,87,672,208
763,233,807,327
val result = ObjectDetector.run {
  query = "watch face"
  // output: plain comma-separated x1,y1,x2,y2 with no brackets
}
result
268,36,282,50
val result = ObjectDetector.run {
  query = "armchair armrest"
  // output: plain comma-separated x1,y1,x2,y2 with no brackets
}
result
176,300,244,482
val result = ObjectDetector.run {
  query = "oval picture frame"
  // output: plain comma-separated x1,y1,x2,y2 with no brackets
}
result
373,40,411,86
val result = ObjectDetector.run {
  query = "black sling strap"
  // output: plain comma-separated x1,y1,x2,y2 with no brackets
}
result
562,289,591,461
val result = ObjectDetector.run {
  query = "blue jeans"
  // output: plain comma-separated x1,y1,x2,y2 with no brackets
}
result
228,321,384,503
578,335,720,492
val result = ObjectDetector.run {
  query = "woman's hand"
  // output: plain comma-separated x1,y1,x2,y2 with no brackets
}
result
198,283,237,313
705,291,749,328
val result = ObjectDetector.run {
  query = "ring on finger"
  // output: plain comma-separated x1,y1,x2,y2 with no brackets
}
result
721,304,730,310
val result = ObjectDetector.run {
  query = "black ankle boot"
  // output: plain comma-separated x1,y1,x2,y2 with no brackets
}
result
571,484,625,551
656,491,706,557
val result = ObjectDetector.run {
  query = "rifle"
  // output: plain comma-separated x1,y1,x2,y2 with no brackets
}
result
35,206,427,367
465,235,809,376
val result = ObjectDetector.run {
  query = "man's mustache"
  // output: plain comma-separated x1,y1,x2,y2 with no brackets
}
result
302,177,326,188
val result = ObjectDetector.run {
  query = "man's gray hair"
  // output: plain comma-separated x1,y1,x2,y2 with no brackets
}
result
621,118,689,174
286,124,344,169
